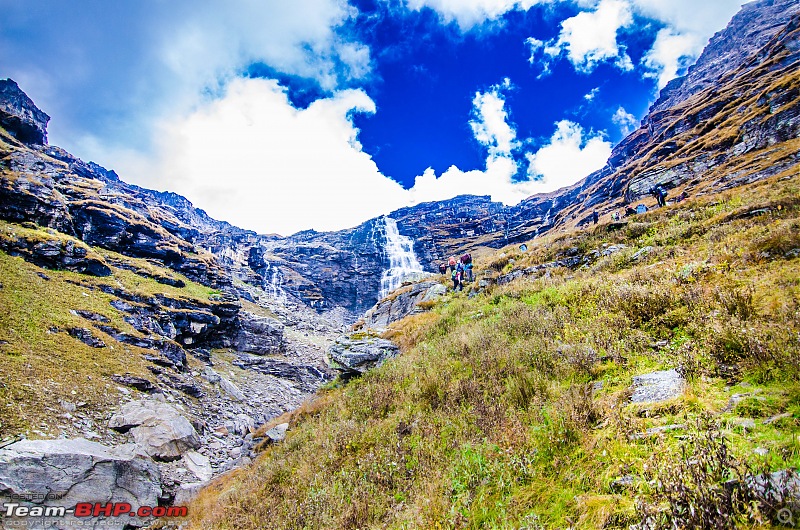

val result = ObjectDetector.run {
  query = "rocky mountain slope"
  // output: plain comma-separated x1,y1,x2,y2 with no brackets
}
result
0,0,798,526
2,0,797,319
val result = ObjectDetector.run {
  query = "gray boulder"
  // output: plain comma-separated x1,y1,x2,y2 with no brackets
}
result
327,334,400,375
108,398,200,461
631,369,684,404
0,437,160,529
234,311,285,354
363,280,446,329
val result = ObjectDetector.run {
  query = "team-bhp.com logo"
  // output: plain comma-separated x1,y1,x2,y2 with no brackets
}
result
3,502,188,519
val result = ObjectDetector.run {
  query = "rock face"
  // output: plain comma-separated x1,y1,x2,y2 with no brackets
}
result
108,398,201,461
3,1,798,315
363,280,447,329
0,79,50,145
234,311,285,354
0,437,161,529
327,334,400,376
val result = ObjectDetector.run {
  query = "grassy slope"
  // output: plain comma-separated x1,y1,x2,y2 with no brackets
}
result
189,172,800,529
0,220,219,437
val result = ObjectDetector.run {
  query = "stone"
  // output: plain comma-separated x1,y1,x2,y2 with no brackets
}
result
630,369,684,403
0,437,160,529
108,397,200,461
631,246,654,261
730,417,757,430
110,374,160,394
327,334,400,376
173,481,209,506
234,311,285,354
264,423,289,444
629,423,686,440
363,280,444,328
183,450,212,482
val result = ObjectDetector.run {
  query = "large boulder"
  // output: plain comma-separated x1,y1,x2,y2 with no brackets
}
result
363,280,446,329
234,311,285,354
108,397,200,461
327,334,400,376
0,79,50,145
0,437,160,529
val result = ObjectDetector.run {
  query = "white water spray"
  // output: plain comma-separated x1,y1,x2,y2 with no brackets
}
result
380,216,423,298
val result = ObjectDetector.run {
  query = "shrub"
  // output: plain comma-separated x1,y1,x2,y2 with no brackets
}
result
638,417,758,529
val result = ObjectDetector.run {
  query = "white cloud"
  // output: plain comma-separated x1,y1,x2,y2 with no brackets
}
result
612,106,638,135
584,87,600,101
118,78,406,236
641,28,700,88
528,0,634,75
551,0,634,72
405,0,546,30
469,80,519,157
408,118,611,208
631,0,743,87
526,120,611,185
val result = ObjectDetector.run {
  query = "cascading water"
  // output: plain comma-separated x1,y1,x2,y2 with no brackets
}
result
380,216,423,298
262,261,287,302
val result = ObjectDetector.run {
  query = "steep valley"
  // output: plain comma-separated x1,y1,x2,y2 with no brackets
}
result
0,0,799,528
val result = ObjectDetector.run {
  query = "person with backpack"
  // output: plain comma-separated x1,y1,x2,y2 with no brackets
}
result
656,185,668,207
448,255,457,273
460,253,473,282
451,262,462,291
439,263,448,275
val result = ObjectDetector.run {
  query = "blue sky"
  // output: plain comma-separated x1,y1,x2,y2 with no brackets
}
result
0,0,743,235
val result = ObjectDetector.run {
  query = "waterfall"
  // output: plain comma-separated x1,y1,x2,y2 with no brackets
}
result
263,261,286,302
380,216,423,298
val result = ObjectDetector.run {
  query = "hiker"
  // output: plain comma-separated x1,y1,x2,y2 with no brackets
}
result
448,255,457,273
612,211,620,222
460,253,473,282
451,262,462,291
636,204,648,214
624,206,637,217
439,263,447,275
651,185,667,207
592,210,599,225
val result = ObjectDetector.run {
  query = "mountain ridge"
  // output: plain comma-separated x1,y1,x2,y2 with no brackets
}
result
1,0,798,318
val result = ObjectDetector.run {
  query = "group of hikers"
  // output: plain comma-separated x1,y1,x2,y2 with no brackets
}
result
438,253,473,291
602,184,687,222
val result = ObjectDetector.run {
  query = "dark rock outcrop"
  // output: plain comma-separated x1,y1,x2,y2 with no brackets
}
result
0,79,50,145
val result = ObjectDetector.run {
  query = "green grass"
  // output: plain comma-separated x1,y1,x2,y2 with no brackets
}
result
189,173,800,529
0,222,223,438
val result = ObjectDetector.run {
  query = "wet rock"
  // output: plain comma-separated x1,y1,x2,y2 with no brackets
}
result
327,334,400,376
70,309,111,323
630,369,684,403
0,234,112,277
0,437,160,529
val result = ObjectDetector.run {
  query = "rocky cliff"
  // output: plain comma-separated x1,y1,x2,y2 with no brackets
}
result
2,0,798,319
